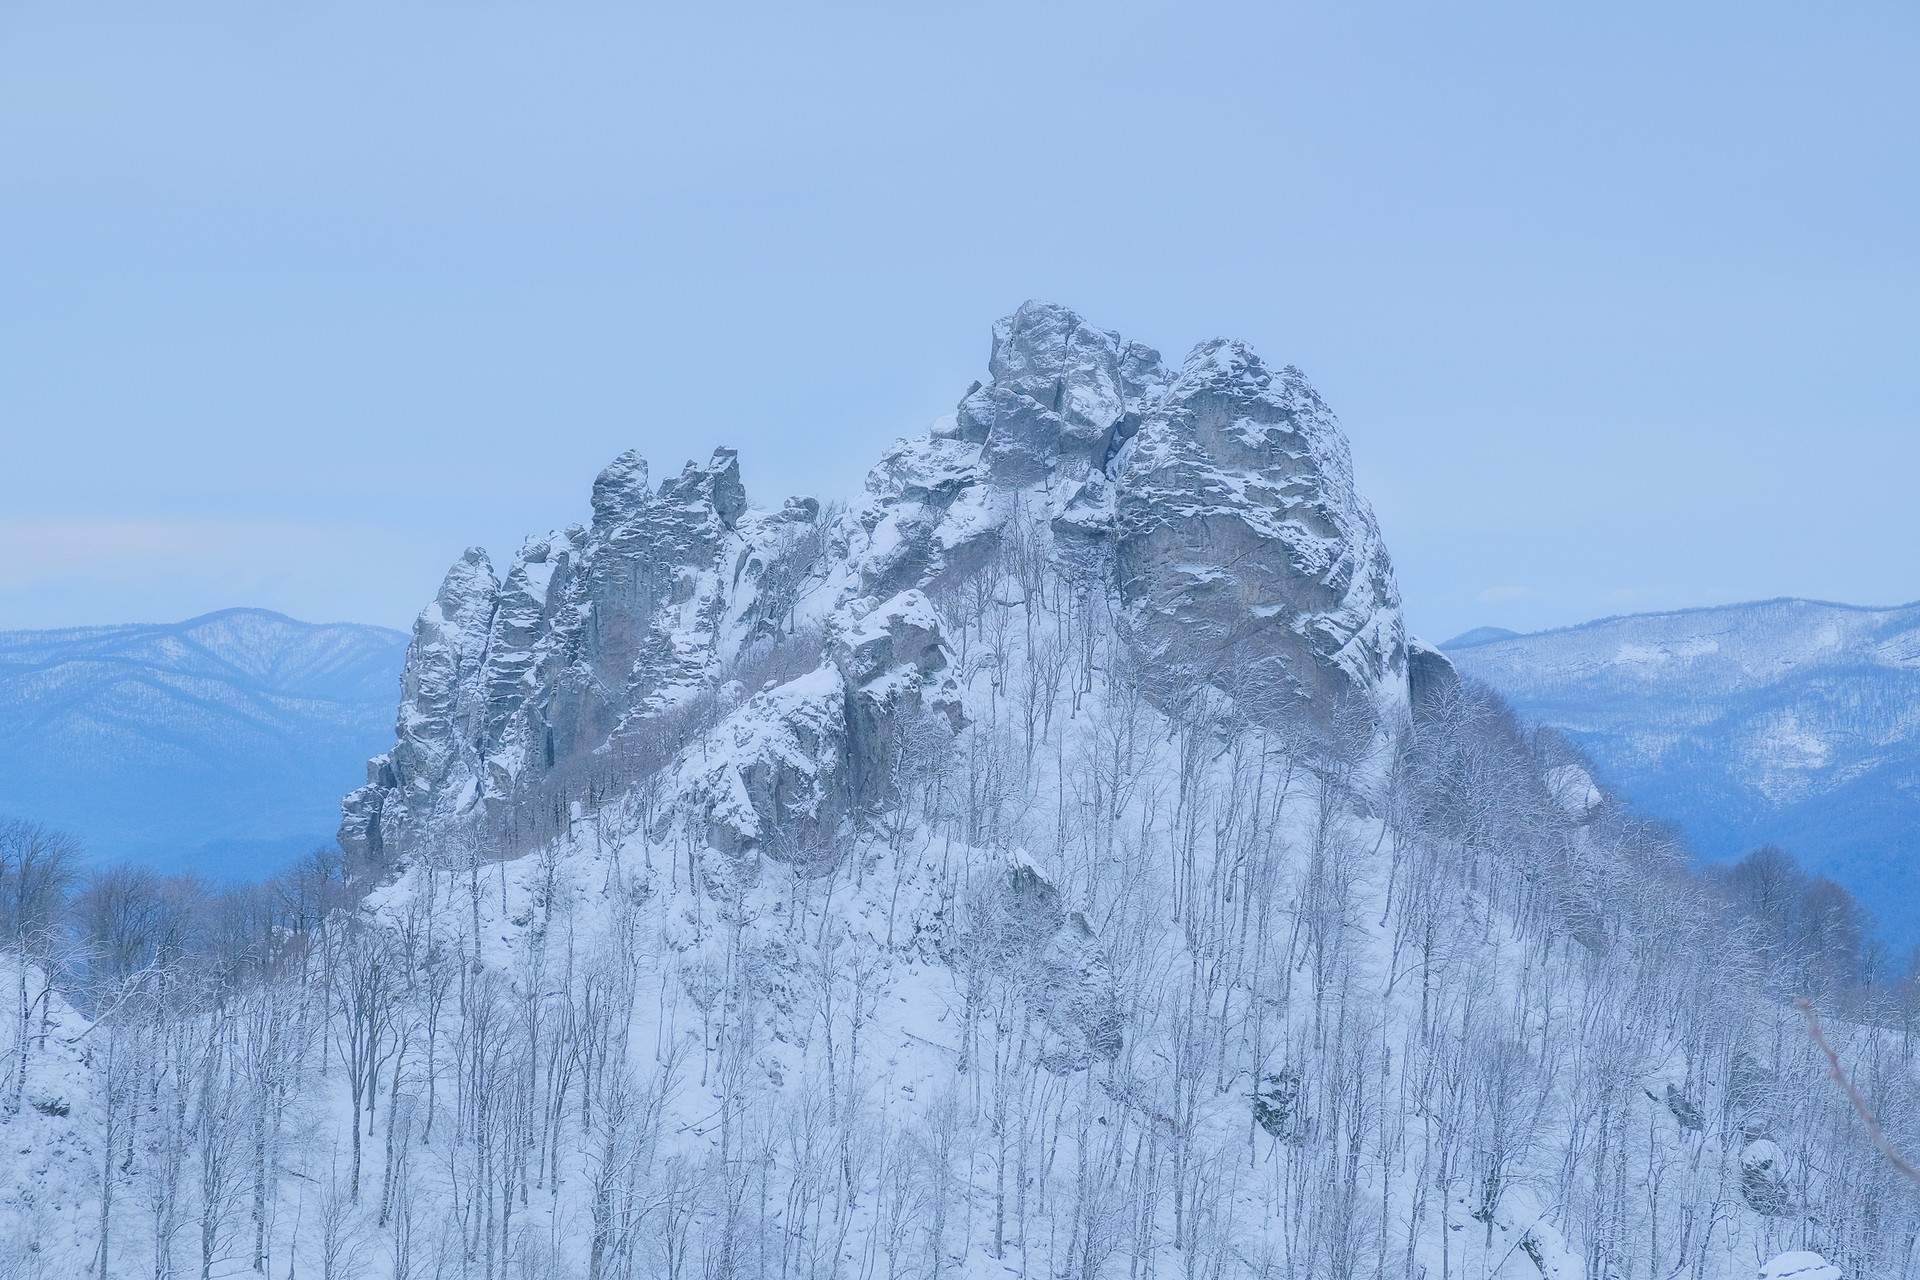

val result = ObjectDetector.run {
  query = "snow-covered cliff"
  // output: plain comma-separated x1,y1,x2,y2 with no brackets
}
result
342,301,1409,868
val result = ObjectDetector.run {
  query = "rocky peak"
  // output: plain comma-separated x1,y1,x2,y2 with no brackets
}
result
590,450,650,528
432,547,500,627
954,300,1167,485
344,302,1412,866
396,547,498,749
658,448,748,532
1169,341,1343,466
908,305,1406,724
342,442,808,864
1105,334,1405,717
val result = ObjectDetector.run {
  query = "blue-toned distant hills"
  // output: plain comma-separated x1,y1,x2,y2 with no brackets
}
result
1445,598,1920,946
0,609,408,879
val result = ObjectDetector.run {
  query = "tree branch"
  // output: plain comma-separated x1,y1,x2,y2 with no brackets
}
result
1795,996,1920,1188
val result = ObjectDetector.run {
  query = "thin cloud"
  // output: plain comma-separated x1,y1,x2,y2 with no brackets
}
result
0,518,391,589
0,520,237,583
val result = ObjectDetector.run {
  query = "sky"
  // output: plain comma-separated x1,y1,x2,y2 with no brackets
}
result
2,2,1915,644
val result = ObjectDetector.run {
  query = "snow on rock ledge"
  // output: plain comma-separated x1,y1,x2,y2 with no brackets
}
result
1758,1253,1842,1280
676,591,961,863
675,665,850,860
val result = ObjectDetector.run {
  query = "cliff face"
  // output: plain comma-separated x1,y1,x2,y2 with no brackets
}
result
342,301,1409,866
339,448,821,862
1111,336,1403,712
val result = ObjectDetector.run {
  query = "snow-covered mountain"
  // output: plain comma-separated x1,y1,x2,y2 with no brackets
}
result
0,608,408,876
1445,599,1920,941
0,305,1901,1280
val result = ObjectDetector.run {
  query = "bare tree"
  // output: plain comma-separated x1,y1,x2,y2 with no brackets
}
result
0,819,77,1116
332,930,395,1201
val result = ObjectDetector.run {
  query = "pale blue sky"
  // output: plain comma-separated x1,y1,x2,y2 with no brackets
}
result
3,2,1915,642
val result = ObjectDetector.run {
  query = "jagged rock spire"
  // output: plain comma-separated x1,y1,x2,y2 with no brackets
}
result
590,451,649,528
955,300,1166,485
343,303,1412,865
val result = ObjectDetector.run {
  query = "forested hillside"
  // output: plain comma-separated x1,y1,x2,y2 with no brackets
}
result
1446,600,1920,944
0,609,407,878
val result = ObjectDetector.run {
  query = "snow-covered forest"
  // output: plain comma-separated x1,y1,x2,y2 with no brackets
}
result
1,305,1911,1279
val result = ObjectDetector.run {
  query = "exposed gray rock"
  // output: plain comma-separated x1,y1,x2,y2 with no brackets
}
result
340,549,499,861
831,590,961,807
341,449,823,864
844,303,1408,729
1407,636,1460,721
955,301,1166,485
343,302,1410,868
1113,340,1406,720
676,591,960,865
830,590,947,687
1739,1139,1793,1216
675,665,850,862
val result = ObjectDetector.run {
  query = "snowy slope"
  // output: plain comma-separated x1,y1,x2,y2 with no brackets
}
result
0,609,408,877
1445,599,1920,940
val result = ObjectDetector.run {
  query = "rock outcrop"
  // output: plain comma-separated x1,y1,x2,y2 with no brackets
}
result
848,301,1407,725
341,448,821,863
342,302,1410,865
1112,338,1404,717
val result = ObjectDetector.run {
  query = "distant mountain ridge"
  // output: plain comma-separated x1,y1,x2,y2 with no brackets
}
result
0,608,408,877
1440,624,1519,649
1445,597,1920,942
